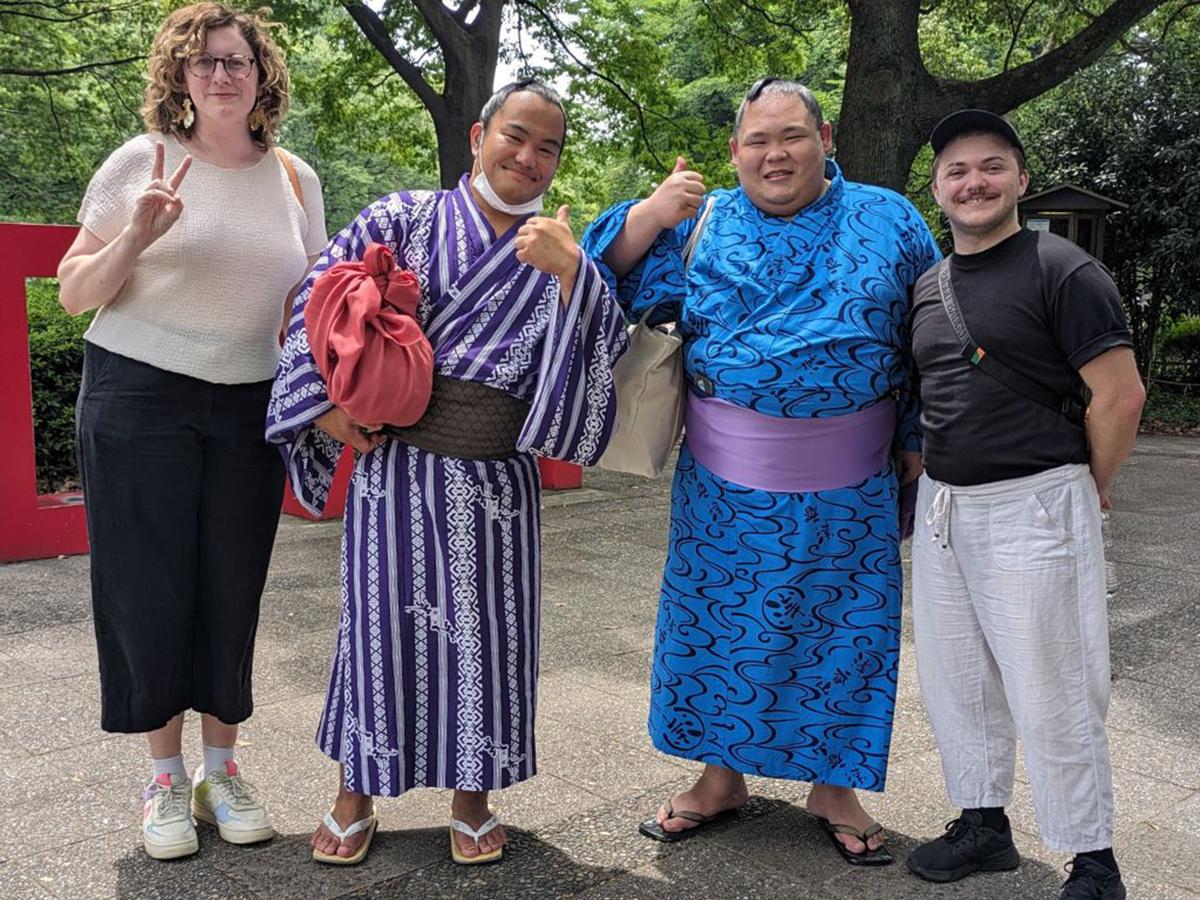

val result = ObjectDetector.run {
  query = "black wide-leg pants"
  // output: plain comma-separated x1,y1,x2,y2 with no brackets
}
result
76,342,284,733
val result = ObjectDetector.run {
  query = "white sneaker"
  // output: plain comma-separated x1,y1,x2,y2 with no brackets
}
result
192,760,274,844
142,773,199,860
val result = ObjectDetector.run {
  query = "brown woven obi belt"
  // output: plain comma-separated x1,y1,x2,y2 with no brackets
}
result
383,374,531,460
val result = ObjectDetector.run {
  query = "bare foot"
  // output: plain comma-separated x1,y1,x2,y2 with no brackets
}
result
805,784,885,854
656,765,749,835
311,787,374,860
451,789,506,859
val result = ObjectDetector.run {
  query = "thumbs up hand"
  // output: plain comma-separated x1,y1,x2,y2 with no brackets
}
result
516,204,580,284
646,156,705,230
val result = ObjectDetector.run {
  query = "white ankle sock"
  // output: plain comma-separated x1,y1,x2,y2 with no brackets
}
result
151,754,187,783
202,744,236,777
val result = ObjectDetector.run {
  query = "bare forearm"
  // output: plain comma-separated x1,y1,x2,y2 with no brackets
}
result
603,158,705,279
57,226,146,315
1087,390,1144,501
602,199,666,279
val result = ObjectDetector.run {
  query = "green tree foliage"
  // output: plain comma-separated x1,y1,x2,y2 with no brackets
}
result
0,2,163,223
0,1,440,227
1018,11,1200,377
271,2,440,224
529,0,1172,206
5,1,1200,488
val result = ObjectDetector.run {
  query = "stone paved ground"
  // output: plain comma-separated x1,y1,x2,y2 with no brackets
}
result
1,436,1197,900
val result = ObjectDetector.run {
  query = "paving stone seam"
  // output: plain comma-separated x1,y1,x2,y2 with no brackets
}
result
333,791,791,899
2,821,130,866
1108,763,1200,792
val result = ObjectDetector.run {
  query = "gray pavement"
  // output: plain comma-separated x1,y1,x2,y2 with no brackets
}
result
1,437,1198,899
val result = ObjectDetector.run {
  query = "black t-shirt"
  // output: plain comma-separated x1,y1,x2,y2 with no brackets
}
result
911,229,1132,486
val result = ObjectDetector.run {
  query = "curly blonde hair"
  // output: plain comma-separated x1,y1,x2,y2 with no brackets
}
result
141,3,289,147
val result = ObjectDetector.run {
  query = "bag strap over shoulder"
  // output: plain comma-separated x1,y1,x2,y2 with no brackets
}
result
633,196,715,327
274,147,305,208
933,258,1086,426
682,196,715,273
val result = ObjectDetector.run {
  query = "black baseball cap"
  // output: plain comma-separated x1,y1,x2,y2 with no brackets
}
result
930,109,1024,157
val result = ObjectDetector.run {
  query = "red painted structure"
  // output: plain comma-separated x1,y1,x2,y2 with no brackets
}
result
280,451,355,521
0,223,89,562
2,222,582,550
537,458,583,490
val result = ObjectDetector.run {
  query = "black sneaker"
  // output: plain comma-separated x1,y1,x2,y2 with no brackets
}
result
1060,857,1126,899
905,810,1021,883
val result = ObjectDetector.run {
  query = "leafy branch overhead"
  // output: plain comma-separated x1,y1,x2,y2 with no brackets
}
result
2,1,1181,189
337,0,1175,189
340,0,504,186
0,57,143,77
340,0,674,180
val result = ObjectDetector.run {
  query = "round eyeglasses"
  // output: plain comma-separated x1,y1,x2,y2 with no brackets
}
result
185,53,256,79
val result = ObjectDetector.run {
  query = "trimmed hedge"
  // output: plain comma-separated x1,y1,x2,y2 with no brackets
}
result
1141,387,1200,434
26,279,92,493
1157,315,1200,390
1161,315,1200,359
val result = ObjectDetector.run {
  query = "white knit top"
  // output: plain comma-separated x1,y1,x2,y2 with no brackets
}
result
77,133,327,384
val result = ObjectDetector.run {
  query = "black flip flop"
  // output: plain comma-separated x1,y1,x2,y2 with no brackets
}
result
638,799,740,843
814,816,894,866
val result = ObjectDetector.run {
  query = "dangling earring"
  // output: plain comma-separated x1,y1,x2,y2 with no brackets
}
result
180,97,194,130
248,103,267,134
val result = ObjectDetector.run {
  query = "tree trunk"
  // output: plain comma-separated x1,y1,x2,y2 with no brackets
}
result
432,80,489,188
433,114,474,190
353,0,1163,195
836,0,1165,191
433,67,488,188
837,0,940,189
344,0,504,189
1142,269,1166,378
431,3,503,187
1117,264,1147,373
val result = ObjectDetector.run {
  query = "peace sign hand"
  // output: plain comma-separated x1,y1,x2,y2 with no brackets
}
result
128,141,192,252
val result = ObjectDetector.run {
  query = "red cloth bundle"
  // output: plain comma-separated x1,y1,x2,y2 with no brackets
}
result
304,243,433,427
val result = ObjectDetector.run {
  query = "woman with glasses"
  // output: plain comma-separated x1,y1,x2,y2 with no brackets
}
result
57,2,326,861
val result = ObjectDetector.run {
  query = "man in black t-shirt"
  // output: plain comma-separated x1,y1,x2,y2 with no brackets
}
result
904,110,1145,900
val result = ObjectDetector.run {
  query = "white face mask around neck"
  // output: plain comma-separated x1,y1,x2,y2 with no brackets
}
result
471,143,546,216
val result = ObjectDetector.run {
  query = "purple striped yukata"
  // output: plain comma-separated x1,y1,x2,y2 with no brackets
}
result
266,176,627,797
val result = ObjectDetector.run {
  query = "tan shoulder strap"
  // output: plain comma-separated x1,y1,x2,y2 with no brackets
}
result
274,147,305,209
681,196,715,272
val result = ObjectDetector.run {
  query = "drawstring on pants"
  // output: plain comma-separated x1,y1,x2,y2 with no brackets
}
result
926,483,952,549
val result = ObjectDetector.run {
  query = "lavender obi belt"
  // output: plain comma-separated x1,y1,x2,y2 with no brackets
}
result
684,389,896,493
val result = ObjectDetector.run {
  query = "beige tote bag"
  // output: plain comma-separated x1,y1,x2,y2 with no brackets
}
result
598,199,714,477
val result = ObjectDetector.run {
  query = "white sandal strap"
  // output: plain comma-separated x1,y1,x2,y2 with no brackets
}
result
323,808,376,841
451,815,500,843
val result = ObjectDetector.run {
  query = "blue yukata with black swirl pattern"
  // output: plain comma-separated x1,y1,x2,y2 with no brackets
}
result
582,160,941,790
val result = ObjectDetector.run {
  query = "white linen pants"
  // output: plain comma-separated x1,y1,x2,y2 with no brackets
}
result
912,463,1114,852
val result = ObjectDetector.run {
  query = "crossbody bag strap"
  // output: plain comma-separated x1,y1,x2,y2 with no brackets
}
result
274,147,305,209
935,259,1086,426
